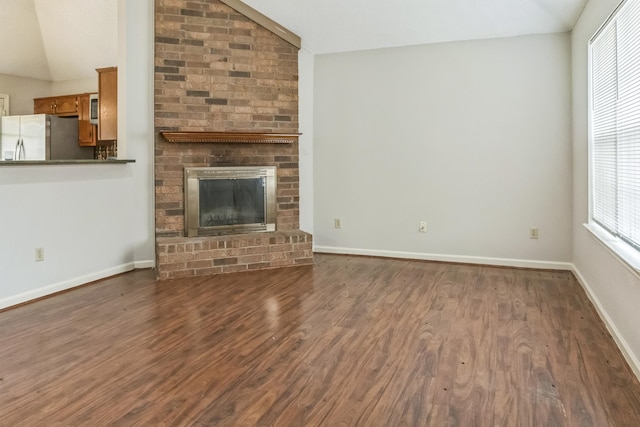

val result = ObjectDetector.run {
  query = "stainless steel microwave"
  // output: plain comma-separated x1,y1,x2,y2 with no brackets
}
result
89,93,98,125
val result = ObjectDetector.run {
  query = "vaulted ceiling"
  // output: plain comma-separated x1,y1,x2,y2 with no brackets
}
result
1,0,117,82
240,0,588,54
1,0,588,82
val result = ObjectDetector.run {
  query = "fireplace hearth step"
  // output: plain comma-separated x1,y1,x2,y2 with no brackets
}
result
156,230,313,280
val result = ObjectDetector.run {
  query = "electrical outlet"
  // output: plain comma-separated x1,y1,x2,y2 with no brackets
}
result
35,247,44,262
530,227,539,239
419,221,427,233
334,218,342,229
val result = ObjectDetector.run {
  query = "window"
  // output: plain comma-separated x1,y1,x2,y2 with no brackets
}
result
589,0,640,263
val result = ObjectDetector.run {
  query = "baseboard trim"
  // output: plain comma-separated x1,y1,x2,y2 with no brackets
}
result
313,246,573,271
571,264,640,381
0,262,140,311
134,259,156,269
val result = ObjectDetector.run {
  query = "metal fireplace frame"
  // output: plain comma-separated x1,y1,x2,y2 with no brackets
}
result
184,166,277,237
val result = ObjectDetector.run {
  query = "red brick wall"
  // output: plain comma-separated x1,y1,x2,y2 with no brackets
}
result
154,0,312,278
155,143,300,236
154,0,298,132
154,0,300,238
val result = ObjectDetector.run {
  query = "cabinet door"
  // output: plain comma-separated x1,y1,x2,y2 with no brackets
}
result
97,67,117,142
34,97,55,114
78,94,97,146
54,96,79,116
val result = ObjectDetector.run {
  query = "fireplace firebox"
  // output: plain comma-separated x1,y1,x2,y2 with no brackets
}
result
184,166,277,237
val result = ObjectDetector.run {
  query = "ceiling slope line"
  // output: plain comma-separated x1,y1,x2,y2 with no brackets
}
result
220,0,301,49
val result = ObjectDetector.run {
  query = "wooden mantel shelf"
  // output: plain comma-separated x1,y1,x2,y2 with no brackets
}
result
161,131,301,144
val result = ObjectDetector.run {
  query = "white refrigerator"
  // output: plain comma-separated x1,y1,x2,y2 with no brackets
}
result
0,114,94,161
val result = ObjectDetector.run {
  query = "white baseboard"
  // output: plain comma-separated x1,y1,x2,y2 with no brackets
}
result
134,259,156,269
313,245,574,271
571,264,640,381
0,262,141,310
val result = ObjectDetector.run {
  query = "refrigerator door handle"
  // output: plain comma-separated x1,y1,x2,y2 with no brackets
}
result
14,138,20,160
17,138,25,160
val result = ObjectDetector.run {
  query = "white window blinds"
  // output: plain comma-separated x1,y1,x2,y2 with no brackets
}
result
590,0,640,250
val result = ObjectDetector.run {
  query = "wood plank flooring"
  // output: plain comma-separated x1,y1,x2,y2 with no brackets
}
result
1,254,639,426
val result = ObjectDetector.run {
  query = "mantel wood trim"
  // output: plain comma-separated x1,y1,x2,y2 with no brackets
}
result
161,131,301,144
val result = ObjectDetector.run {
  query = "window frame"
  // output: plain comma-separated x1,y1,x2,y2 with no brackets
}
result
586,0,640,276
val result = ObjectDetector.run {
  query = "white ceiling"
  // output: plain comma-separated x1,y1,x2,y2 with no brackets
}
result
1,0,117,82
241,0,589,54
0,0,587,82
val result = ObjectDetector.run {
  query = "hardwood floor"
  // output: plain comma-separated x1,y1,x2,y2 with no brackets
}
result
1,254,639,426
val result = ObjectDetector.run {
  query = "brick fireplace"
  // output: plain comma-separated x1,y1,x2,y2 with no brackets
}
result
154,0,313,279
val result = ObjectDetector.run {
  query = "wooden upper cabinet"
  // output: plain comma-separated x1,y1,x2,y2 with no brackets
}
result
34,97,55,114
78,93,97,146
33,95,78,116
54,95,79,116
97,67,117,142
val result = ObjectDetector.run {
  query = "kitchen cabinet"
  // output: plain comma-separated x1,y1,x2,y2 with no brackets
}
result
33,93,97,146
33,95,79,116
33,98,54,114
78,94,97,146
97,67,117,142
54,96,79,116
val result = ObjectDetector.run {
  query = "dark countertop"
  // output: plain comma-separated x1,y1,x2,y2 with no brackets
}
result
0,159,135,166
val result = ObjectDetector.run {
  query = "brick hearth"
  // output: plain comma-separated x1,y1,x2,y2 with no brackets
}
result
154,0,312,279
157,231,312,279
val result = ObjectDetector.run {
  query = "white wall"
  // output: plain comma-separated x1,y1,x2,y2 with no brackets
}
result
51,78,98,96
571,0,640,376
0,74,51,115
0,0,155,309
298,48,314,233
0,165,138,306
118,0,155,265
313,33,573,268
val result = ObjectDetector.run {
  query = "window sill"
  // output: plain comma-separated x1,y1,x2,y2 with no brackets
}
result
583,222,640,279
